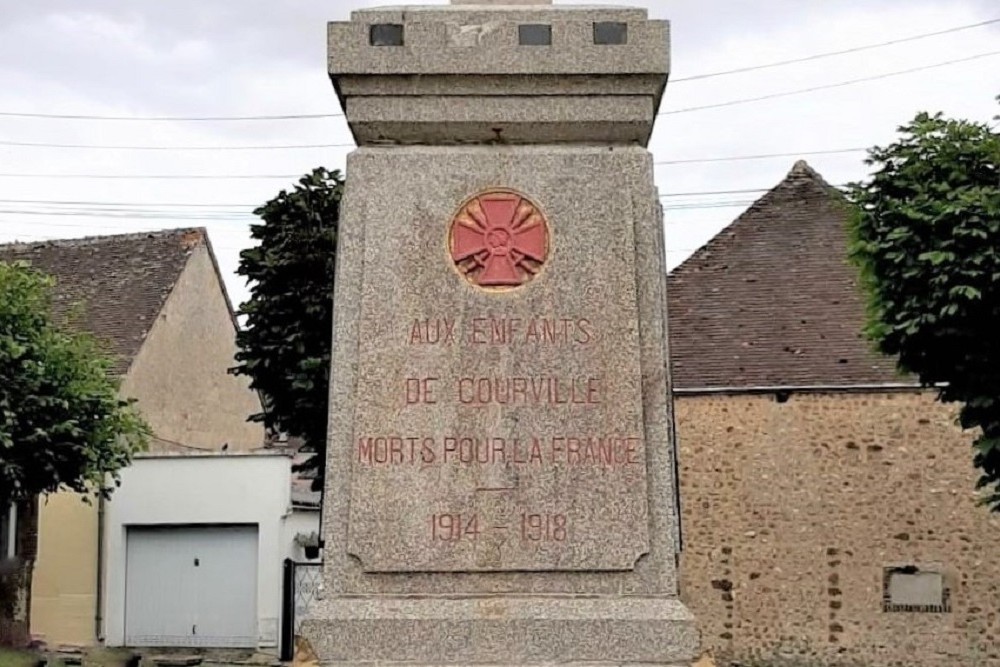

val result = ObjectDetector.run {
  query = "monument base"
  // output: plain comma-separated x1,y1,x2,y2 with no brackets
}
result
301,595,699,666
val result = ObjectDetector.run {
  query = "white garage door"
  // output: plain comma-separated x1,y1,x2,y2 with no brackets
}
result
124,525,258,647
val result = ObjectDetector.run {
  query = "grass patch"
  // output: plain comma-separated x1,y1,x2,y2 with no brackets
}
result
0,648,40,667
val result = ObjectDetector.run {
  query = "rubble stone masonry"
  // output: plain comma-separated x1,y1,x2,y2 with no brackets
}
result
677,390,1000,667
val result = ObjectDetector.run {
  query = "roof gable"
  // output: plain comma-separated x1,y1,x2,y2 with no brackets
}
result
667,161,904,390
0,229,206,375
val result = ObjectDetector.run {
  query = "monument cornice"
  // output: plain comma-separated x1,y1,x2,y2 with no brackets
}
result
328,4,669,145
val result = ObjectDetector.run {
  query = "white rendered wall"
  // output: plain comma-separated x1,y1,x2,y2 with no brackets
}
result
102,454,292,648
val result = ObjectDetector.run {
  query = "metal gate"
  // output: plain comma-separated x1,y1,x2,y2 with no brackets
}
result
280,560,322,660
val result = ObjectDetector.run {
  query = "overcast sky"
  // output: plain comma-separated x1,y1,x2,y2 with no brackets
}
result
0,0,997,308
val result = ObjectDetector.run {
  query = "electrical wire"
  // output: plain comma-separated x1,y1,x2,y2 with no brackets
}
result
654,147,866,165
671,17,1000,82
0,139,356,151
661,50,1000,116
0,186,783,198
0,18,995,123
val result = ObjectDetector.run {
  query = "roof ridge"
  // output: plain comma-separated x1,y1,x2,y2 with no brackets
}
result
785,159,841,193
669,160,843,278
665,161,901,390
0,227,206,252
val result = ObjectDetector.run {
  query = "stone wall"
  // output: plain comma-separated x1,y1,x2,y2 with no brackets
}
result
676,390,1000,667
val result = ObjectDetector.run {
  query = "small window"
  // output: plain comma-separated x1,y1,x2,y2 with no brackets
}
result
0,503,15,559
370,23,404,47
594,22,628,45
882,566,951,613
519,24,552,46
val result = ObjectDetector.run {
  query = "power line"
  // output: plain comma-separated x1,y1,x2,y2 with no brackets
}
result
653,147,866,165
0,139,355,151
0,173,301,180
0,18,996,124
0,200,773,226
661,50,1000,116
0,208,253,220
0,185,778,197
0,219,246,232
0,110,341,122
0,226,729,257
661,187,780,197
0,228,726,258
662,201,756,211
0,198,256,208
0,136,870,162
671,17,1000,83
0,198,758,222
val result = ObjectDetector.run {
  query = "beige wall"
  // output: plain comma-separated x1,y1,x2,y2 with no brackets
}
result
32,244,266,645
29,493,98,646
122,244,264,451
677,390,1000,667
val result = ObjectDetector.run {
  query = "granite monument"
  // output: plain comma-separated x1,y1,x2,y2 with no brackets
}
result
302,0,699,663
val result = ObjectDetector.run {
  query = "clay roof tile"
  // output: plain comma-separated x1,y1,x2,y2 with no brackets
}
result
667,162,906,390
0,228,204,376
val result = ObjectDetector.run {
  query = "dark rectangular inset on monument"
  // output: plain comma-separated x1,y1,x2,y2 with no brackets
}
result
370,23,404,47
594,22,628,45
519,24,552,46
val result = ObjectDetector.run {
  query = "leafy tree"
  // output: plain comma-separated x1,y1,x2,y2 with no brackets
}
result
0,261,148,507
847,106,1000,509
232,167,343,489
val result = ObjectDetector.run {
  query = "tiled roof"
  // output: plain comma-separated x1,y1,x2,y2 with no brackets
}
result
0,229,205,376
667,161,907,391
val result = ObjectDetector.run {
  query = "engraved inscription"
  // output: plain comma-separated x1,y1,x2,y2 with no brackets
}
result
347,183,650,573
409,317,592,346
356,435,641,468
428,513,568,543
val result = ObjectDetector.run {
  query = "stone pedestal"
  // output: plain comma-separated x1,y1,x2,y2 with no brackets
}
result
303,3,698,664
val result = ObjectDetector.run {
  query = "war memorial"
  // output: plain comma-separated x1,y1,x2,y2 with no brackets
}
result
302,1,700,663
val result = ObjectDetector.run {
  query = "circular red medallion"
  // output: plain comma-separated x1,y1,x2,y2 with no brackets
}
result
449,189,549,289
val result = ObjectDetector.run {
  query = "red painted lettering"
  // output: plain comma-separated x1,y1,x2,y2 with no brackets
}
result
548,436,641,467
357,436,437,466
358,437,373,463
408,318,455,345
512,377,527,403
458,377,475,404
524,319,540,344
491,319,506,344
470,318,487,344
551,437,565,463
443,437,458,462
405,377,438,404
421,438,436,463
529,438,543,464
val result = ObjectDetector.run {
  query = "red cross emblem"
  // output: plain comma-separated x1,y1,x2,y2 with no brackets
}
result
449,190,549,289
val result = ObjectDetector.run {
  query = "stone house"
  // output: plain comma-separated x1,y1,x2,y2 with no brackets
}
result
0,229,265,647
671,162,1000,666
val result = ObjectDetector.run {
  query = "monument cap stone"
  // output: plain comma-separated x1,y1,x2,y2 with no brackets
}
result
328,2,669,145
